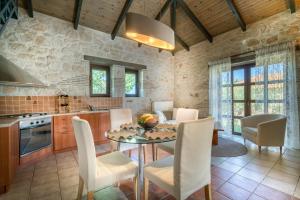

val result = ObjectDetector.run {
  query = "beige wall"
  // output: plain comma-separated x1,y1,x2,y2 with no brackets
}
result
174,10,300,118
0,9,174,115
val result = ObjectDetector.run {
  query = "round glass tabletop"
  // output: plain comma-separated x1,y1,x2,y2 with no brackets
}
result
106,125,177,144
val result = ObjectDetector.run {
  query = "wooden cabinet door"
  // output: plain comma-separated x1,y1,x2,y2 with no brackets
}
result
99,112,110,142
79,113,101,142
53,115,76,151
0,122,19,194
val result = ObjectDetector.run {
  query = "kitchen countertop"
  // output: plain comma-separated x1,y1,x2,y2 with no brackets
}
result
0,110,110,128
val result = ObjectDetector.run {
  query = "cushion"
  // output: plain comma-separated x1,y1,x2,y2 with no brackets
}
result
157,141,175,154
95,151,137,190
154,110,167,123
144,156,175,196
243,127,258,136
242,127,258,143
172,108,179,120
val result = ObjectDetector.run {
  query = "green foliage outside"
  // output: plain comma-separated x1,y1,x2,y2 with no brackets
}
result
125,73,136,95
92,69,106,94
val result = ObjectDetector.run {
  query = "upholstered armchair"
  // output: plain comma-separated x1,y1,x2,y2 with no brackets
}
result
241,114,287,153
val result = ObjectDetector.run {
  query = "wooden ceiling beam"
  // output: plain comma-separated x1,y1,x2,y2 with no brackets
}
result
177,0,212,43
175,34,189,51
73,0,83,29
111,0,133,40
225,0,246,31
26,0,33,18
155,0,172,20
288,0,296,13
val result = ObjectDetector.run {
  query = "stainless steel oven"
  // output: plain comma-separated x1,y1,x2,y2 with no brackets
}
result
19,115,52,156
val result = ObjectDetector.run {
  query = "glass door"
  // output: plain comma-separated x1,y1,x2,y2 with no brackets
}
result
231,63,284,134
232,67,247,134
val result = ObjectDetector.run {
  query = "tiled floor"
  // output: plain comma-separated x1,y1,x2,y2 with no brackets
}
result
1,135,300,200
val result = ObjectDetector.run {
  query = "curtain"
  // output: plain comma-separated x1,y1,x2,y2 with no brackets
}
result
256,41,300,149
209,58,232,134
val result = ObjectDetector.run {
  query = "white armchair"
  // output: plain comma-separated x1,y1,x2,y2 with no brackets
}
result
72,116,138,200
241,114,287,153
144,118,214,200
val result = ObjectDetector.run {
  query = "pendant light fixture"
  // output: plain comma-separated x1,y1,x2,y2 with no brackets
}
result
125,0,175,51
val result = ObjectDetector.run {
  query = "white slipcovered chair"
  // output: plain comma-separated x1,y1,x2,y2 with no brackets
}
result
110,108,147,162
241,114,287,153
72,116,138,200
144,118,214,200
155,108,199,159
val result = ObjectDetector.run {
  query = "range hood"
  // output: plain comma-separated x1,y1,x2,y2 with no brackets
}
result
0,55,46,87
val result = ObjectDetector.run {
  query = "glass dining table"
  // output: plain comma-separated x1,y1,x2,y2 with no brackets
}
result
106,124,177,200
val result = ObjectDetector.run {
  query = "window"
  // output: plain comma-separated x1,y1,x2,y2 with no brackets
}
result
230,63,285,134
125,69,139,97
90,65,110,97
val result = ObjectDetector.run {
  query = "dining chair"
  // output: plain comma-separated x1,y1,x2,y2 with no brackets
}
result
72,116,138,200
144,118,214,200
155,108,199,160
110,108,147,162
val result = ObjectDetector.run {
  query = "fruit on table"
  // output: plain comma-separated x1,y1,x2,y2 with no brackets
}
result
138,113,157,124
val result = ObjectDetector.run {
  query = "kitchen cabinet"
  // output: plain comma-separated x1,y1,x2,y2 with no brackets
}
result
53,112,110,151
0,122,19,194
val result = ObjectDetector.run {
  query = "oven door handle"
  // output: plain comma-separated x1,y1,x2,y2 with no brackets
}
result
20,123,51,131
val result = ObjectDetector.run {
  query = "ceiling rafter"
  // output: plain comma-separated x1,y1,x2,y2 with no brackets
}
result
287,0,296,13
155,0,190,53
73,0,83,29
225,0,246,31
25,0,33,18
177,0,213,43
155,0,172,20
111,0,133,40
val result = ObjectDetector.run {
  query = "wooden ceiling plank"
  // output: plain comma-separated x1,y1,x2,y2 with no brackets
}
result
177,0,213,42
73,0,83,29
155,0,172,20
111,0,133,40
225,0,246,31
26,0,33,18
288,0,296,13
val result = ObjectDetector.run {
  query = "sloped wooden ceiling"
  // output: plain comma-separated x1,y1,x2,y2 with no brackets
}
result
19,0,298,52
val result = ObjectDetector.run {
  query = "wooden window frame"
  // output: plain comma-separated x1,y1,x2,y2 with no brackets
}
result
125,68,139,97
90,64,110,97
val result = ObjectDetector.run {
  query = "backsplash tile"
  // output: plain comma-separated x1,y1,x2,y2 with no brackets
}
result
0,96,122,115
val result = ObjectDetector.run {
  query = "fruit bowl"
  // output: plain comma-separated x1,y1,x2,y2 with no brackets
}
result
138,113,158,130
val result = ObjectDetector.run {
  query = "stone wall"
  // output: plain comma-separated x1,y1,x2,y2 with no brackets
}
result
0,9,174,115
174,10,300,118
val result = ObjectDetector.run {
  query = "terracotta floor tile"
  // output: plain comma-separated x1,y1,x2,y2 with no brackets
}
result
211,175,226,191
212,191,231,200
226,156,252,167
218,161,242,173
218,182,251,200
1,139,299,200
261,176,297,195
254,184,292,200
248,194,266,200
237,168,266,183
244,163,271,174
228,174,259,192
211,166,234,181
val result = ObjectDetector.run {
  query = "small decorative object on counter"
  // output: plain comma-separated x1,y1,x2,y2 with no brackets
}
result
137,113,158,130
